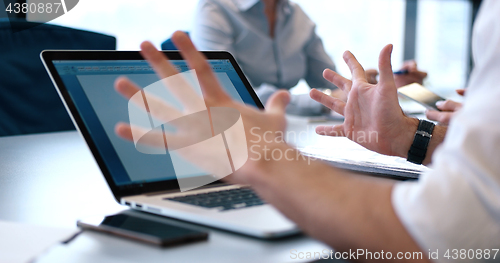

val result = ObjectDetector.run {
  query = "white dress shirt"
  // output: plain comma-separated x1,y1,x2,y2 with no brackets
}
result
393,1,500,261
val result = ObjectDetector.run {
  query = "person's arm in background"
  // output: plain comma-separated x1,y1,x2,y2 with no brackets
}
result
190,1,282,111
393,60,428,87
303,26,346,101
365,60,428,88
191,1,280,103
191,0,235,54
191,1,307,115
303,26,336,90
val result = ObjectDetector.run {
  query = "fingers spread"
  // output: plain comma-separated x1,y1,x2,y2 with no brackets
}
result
378,44,396,85
323,69,352,93
310,89,346,115
343,51,366,82
171,31,231,103
316,124,345,137
265,90,290,115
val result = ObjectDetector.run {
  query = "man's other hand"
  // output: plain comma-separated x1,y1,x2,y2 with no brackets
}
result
310,45,419,158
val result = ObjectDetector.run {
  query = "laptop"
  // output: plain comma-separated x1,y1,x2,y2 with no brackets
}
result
41,50,298,238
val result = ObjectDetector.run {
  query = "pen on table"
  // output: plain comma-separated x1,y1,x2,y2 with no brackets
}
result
393,69,409,75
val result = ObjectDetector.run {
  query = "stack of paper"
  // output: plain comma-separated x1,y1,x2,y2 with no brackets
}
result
299,146,431,179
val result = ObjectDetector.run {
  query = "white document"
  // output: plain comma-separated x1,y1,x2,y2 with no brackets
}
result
0,221,78,263
300,145,431,175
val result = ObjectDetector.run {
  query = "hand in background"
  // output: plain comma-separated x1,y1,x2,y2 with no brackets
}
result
365,69,379,84
310,44,418,158
394,60,427,87
425,89,465,125
456,88,465,96
364,60,428,88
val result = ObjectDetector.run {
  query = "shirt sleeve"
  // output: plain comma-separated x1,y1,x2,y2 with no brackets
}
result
191,0,236,55
303,27,338,90
392,1,500,260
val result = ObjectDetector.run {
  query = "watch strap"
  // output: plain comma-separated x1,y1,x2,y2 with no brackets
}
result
407,119,435,164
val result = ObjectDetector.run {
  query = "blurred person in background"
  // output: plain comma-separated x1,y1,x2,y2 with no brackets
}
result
192,0,426,115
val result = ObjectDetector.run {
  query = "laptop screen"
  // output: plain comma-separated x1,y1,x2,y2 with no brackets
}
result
52,59,258,187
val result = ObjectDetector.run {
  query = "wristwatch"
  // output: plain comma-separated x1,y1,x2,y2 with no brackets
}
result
407,119,435,164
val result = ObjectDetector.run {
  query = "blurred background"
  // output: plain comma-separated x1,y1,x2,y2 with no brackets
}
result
5,0,480,98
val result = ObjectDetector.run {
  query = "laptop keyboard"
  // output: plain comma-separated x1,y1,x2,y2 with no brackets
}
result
165,188,265,211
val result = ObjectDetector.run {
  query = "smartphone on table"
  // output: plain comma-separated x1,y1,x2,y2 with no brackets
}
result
77,214,208,247
398,83,445,111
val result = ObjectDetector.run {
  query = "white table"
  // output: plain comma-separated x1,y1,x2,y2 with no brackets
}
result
0,117,348,263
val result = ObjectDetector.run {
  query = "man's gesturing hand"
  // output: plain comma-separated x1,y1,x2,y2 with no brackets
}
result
310,44,419,158
114,31,291,186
